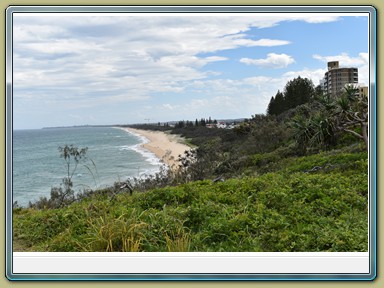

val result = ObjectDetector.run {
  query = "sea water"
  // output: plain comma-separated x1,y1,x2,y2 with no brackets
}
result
12,126,163,207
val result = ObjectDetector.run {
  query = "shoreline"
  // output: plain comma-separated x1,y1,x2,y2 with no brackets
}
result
120,127,192,169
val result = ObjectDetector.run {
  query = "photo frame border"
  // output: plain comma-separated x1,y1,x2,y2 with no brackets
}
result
5,4,377,281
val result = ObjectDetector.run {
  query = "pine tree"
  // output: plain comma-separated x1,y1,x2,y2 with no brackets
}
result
267,96,275,115
273,90,285,115
283,76,315,110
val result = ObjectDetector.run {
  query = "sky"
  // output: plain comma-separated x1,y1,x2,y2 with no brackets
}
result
11,12,370,129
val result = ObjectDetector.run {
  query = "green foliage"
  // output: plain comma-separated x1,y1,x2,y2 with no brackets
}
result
267,77,315,116
14,147,368,252
289,87,369,153
267,90,285,115
283,76,315,109
249,148,367,176
290,110,337,154
84,209,148,252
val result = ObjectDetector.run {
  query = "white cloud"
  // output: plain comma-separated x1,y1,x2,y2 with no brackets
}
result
240,53,295,68
13,24,68,42
11,14,363,128
313,52,367,67
245,39,290,46
25,39,106,55
15,16,272,108
282,68,327,86
292,15,341,24
175,67,331,118
162,104,176,110
214,14,340,29
204,56,228,62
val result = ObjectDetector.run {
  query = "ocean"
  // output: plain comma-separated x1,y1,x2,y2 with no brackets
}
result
12,126,163,207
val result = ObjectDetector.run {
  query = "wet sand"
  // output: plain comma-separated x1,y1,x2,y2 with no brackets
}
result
121,127,192,169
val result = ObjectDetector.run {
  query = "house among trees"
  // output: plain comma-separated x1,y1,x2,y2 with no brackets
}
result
357,84,368,97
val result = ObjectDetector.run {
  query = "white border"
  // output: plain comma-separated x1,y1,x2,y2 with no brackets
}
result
13,252,369,274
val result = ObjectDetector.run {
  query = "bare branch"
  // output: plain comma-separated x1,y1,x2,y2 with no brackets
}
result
343,128,364,139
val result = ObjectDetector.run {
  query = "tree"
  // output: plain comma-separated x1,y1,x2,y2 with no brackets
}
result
274,90,285,115
29,145,93,209
283,76,315,110
334,85,368,148
267,96,275,115
314,84,324,97
176,121,185,129
308,112,336,149
267,89,289,116
290,113,314,155
290,85,368,153
56,145,89,206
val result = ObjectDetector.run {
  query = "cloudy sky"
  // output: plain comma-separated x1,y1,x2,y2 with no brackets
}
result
12,12,369,129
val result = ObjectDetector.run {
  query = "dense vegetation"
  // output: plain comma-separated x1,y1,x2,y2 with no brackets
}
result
13,77,369,252
13,149,368,252
267,76,320,116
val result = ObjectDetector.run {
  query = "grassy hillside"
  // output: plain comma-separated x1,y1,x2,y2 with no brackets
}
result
13,149,368,252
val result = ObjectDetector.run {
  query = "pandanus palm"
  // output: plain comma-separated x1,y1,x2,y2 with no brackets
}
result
334,85,368,148
291,85,369,153
291,114,314,154
308,112,336,149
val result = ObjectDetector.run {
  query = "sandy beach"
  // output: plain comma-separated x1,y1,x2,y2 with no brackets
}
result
121,127,192,169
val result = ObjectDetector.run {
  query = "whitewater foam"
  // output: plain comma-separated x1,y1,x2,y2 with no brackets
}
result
117,128,164,168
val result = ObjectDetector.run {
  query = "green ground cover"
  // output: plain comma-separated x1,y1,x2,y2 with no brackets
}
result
13,149,368,252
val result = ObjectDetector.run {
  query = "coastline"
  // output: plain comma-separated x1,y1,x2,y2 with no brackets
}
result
121,127,192,169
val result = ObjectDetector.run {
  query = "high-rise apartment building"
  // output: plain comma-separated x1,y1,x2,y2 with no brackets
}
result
322,61,358,96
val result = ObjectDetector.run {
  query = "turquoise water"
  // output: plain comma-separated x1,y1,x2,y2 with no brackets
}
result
12,126,162,207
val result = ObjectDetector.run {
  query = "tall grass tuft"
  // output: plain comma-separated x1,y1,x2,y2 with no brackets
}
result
164,223,191,252
84,209,148,252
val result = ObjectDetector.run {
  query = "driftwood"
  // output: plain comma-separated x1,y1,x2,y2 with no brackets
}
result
110,180,134,202
304,163,340,173
119,182,134,194
212,176,225,183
